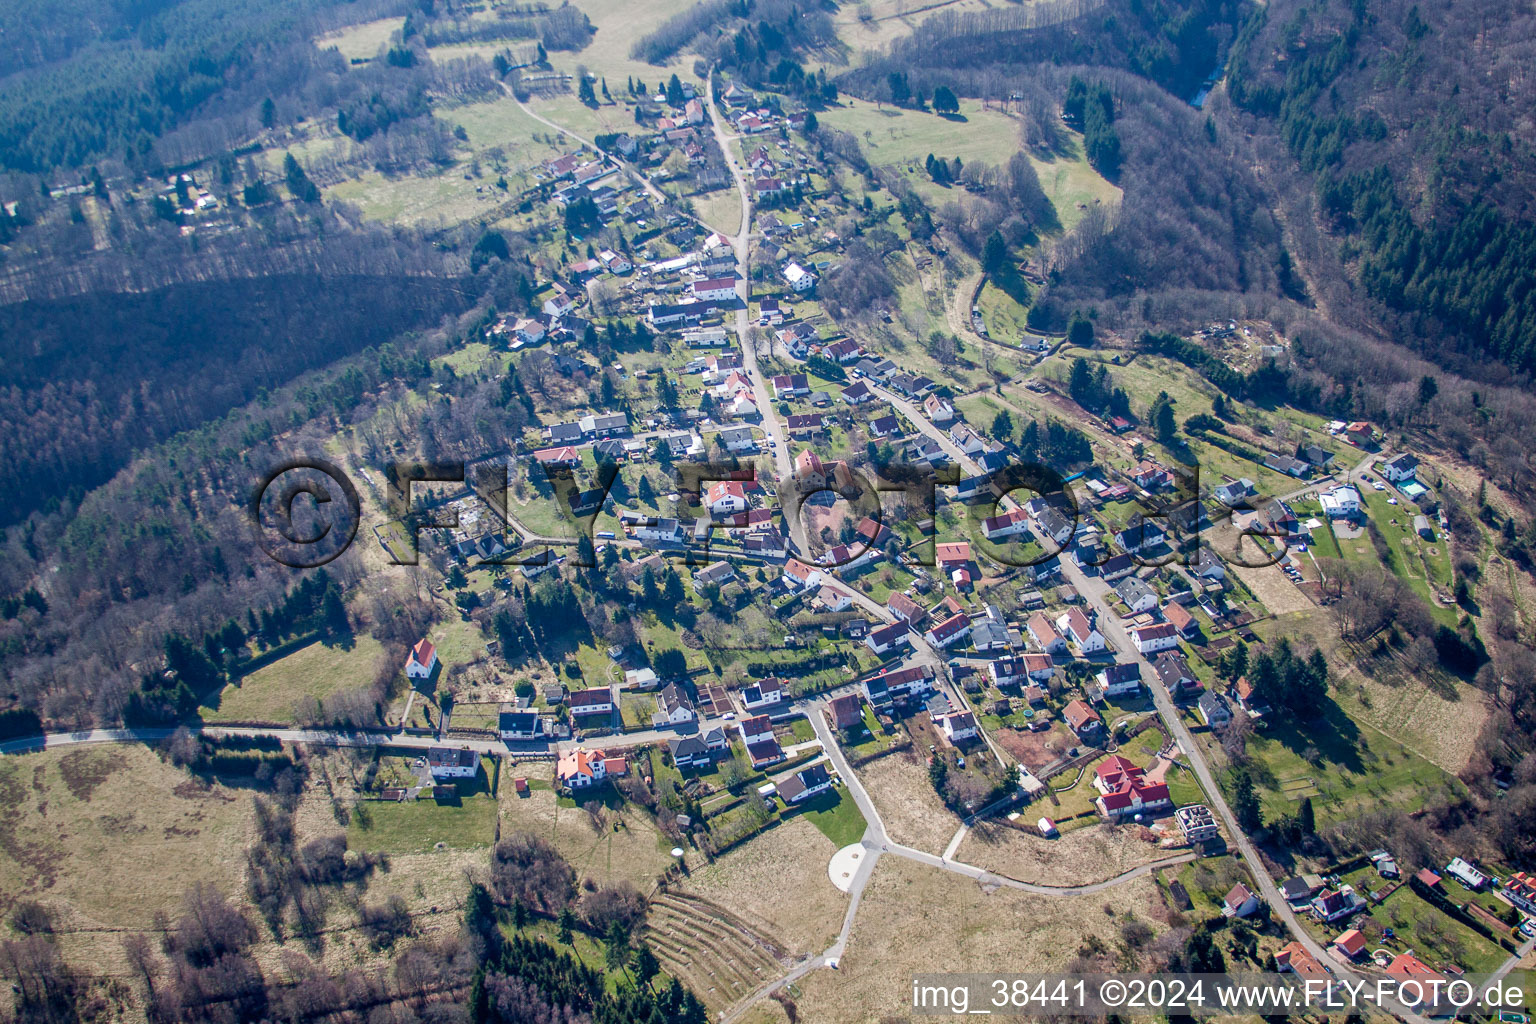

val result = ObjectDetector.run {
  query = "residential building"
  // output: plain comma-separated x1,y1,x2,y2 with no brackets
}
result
1382,453,1419,483
1275,942,1329,980
691,277,739,302
1223,883,1261,918
866,620,909,656
568,686,615,716
1197,691,1233,728
498,711,542,741
656,683,697,725
888,592,928,627
935,710,979,743
706,480,749,516
1057,608,1106,654
1176,804,1221,843
1096,663,1141,699
1063,699,1104,743
829,693,864,730
1026,612,1068,655
428,747,479,780
1131,621,1180,655
1115,576,1158,614
1163,601,1198,639
405,638,438,680
925,612,972,649
557,749,609,789
740,679,785,711
1320,485,1361,518
1093,755,1171,818
778,764,833,803
669,734,716,770
783,262,817,292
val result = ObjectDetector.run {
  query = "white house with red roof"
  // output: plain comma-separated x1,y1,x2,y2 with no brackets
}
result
557,748,608,790
982,508,1031,541
1057,608,1106,654
1131,621,1181,655
1093,755,1171,818
935,542,971,573
691,277,739,302
706,480,749,516
925,612,972,649
405,639,438,680
781,559,824,591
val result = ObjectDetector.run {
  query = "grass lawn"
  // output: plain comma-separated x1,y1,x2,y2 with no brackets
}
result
204,634,386,723
794,787,866,847
692,188,742,236
1364,886,1511,973
348,760,499,855
314,16,404,60
1208,699,1463,828
977,279,1032,343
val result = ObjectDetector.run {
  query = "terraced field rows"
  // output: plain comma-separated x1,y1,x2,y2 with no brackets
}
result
645,892,790,1011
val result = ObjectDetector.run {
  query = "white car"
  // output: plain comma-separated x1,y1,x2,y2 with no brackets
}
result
722,711,735,720
1373,481,1385,490
1388,497,1398,505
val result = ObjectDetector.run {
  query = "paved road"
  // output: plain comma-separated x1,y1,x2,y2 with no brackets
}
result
701,69,808,560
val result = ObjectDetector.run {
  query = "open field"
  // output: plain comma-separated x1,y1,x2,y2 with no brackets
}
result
956,821,1175,887
205,634,388,723
1198,696,1463,828
831,0,995,51
854,750,959,855
679,816,846,957
499,775,680,887
315,16,403,61
348,758,499,855
0,746,256,930
755,855,1165,1023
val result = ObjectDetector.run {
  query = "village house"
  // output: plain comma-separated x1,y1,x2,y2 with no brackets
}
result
1223,883,1261,918
405,638,438,680
498,710,542,742
1115,576,1158,615
568,686,615,717
428,747,478,780
829,693,864,731
925,612,972,649
655,683,697,725
778,764,833,803
866,620,909,656
1131,621,1181,655
740,678,785,711
935,710,980,744
1096,663,1142,699
1063,699,1105,743
1027,612,1069,655
1057,608,1106,654
1197,691,1233,728
1093,755,1171,818
556,748,609,790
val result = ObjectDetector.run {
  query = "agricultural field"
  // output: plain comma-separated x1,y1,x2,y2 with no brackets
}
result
679,815,847,957
204,634,389,723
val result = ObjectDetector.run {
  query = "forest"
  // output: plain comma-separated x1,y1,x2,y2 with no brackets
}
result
1224,0,1536,381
